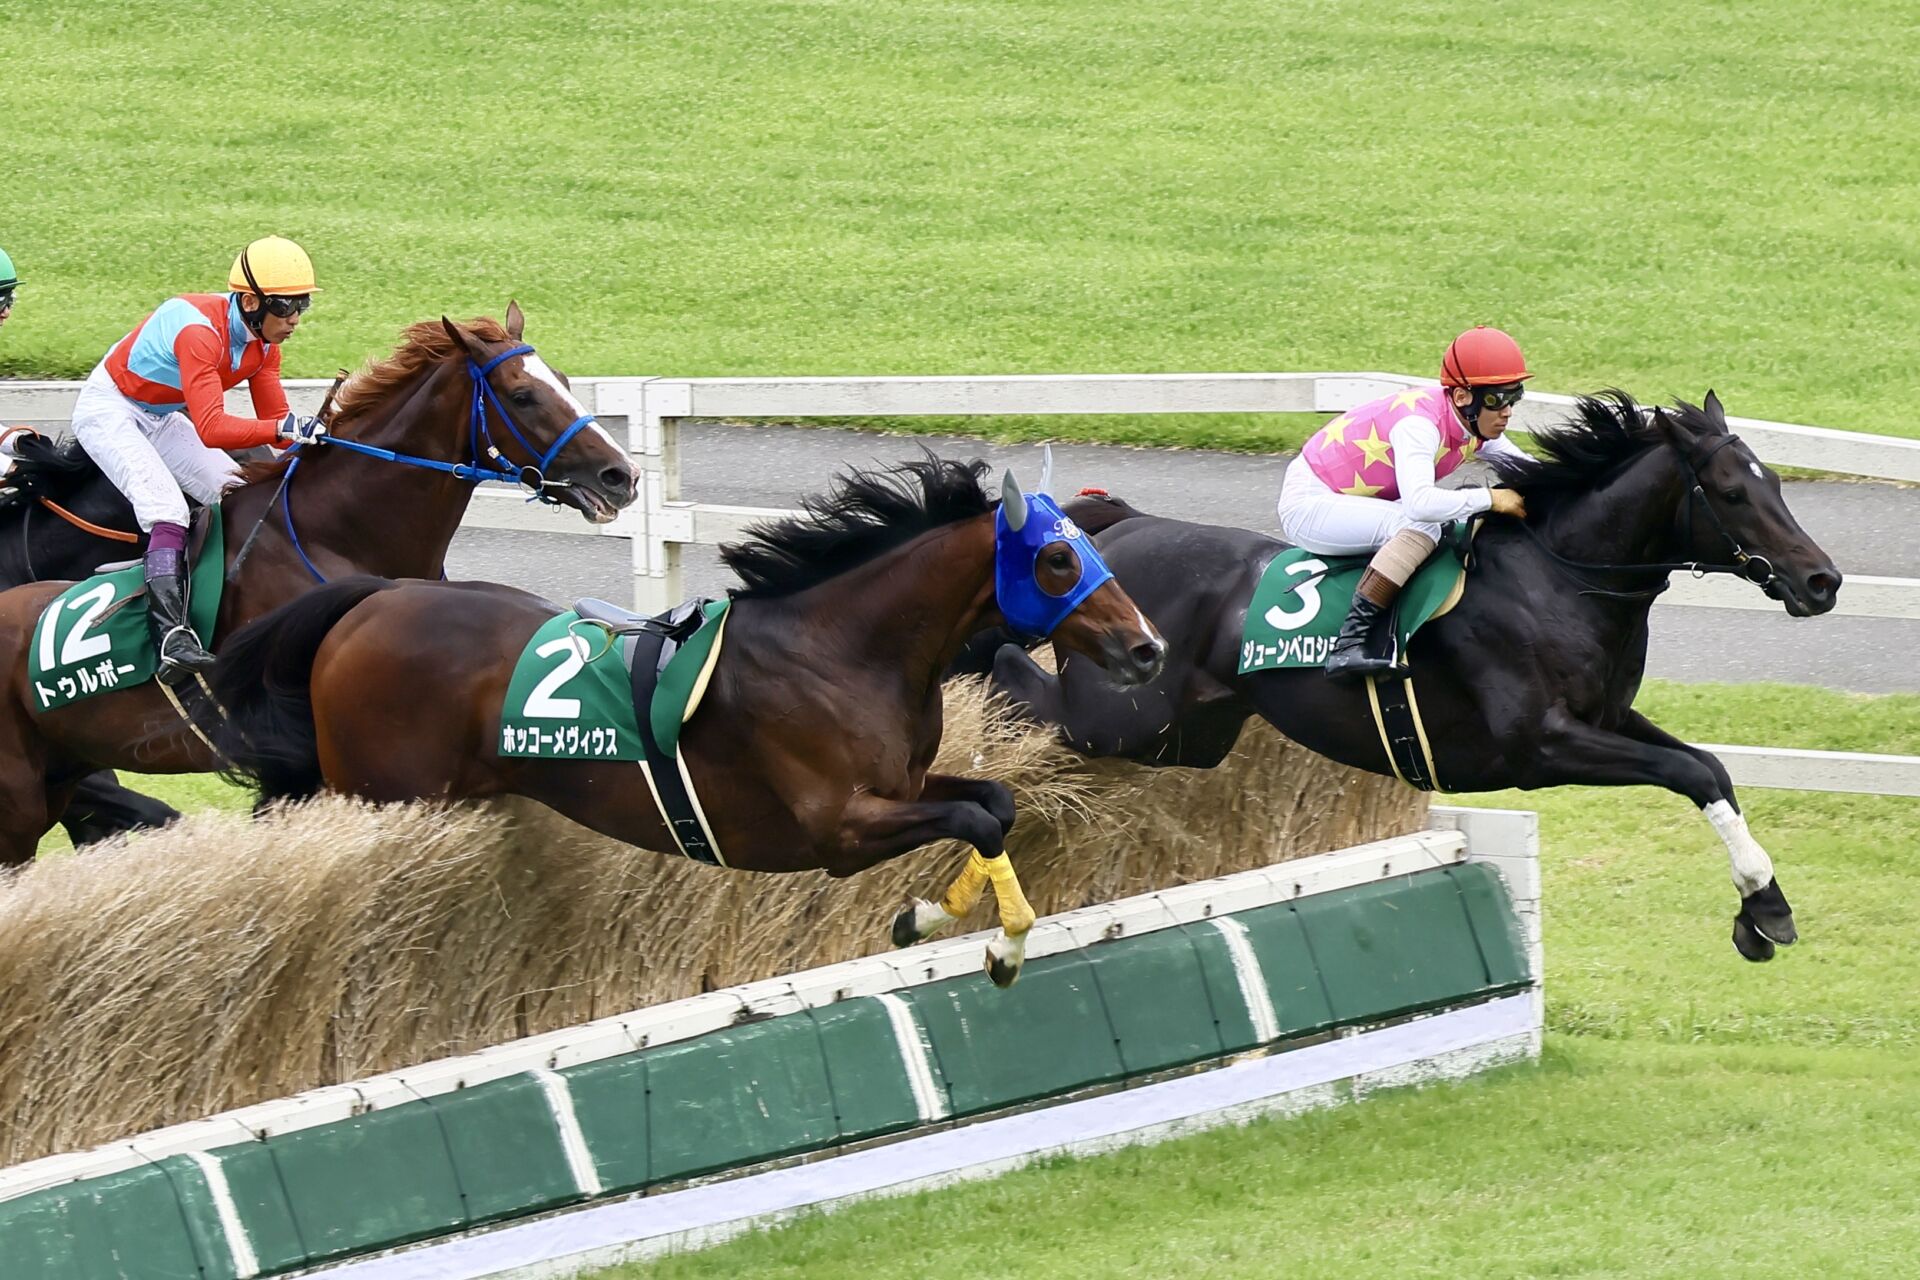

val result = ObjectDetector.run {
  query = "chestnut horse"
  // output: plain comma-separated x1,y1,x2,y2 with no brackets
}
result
0,304,636,861
210,456,1166,985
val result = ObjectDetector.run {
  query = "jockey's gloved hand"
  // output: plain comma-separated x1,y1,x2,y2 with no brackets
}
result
278,412,329,446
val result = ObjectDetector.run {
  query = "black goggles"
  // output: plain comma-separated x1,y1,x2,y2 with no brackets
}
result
0,286,15,312
1475,382,1526,411
260,293,312,318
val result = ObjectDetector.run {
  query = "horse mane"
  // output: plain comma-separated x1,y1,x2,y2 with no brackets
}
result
1489,388,1675,497
721,453,994,598
328,316,515,430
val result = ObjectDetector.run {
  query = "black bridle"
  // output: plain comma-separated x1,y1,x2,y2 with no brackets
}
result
1514,432,1779,601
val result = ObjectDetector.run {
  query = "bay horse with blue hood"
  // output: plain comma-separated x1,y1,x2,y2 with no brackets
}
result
982,392,1841,962
210,454,1165,986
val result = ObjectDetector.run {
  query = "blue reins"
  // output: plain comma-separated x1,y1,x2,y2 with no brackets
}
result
280,343,601,583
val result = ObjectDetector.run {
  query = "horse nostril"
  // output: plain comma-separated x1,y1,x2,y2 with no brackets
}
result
599,464,635,497
1806,572,1840,601
1130,640,1163,670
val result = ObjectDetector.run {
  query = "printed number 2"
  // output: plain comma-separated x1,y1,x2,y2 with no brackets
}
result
37,582,119,672
1262,558,1329,632
523,635,588,719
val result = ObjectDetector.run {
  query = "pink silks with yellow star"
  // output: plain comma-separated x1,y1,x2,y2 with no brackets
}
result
1303,386,1479,499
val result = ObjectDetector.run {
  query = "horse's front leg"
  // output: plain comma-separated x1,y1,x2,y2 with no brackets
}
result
832,783,1035,987
1614,709,1794,959
1524,708,1792,962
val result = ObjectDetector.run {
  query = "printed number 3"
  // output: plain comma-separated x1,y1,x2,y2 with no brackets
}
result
1263,558,1328,632
523,634,588,719
37,581,119,672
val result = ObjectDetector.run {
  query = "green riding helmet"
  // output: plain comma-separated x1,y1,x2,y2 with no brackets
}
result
0,246,17,290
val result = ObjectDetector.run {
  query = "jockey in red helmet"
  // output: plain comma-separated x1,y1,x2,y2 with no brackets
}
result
1278,326,1534,681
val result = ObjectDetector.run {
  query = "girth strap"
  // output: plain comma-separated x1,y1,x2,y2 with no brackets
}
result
627,627,723,866
1365,673,1441,792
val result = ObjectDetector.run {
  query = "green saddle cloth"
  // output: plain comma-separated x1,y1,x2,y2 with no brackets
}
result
28,507,226,711
498,600,730,761
1238,521,1471,675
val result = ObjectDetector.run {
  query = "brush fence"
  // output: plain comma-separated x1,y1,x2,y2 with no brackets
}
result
0,807,1540,1279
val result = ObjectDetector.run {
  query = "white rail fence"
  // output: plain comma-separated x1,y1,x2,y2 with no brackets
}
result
4,370,1917,610
1,374,1915,799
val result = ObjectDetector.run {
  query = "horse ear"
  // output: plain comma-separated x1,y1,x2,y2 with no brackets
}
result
1001,469,1028,530
1651,404,1700,453
440,316,484,361
1703,389,1727,430
505,300,526,341
1038,444,1054,497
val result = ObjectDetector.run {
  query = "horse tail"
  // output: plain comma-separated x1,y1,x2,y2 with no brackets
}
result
212,576,395,804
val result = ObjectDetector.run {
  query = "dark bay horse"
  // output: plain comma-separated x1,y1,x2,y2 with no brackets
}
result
985,392,1842,962
209,456,1166,986
0,305,637,861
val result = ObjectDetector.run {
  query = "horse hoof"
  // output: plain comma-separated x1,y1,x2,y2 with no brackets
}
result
1741,879,1797,946
891,904,923,948
1732,912,1776,963
984,931,1027,988
892,898,950,948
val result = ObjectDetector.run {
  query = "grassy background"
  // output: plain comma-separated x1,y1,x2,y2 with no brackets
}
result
83,684,1920,1274
6,0,1919,447
588,686,1920,1278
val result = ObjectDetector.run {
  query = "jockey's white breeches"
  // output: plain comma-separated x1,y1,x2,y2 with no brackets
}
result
69,363,242,531
1276,459,1443,556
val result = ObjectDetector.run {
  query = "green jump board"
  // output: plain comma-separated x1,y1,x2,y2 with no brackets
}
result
1238,522,1468,674
0,861,1529,1279
27,508,225,712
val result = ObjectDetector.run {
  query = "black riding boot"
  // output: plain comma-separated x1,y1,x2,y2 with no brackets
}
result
146,551,213,685
1323,594,1397,682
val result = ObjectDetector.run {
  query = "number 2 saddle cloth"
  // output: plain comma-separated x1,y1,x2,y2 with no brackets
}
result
499,597,731,865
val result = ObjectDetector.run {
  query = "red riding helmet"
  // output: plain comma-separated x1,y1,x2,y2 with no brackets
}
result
1441,326,1531,387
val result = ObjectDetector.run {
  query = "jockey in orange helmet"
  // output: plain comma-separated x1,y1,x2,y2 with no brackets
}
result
70,236,328,683
1278,326,1533,680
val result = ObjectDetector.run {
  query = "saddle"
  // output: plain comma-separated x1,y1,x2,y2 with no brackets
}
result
575,596,714,678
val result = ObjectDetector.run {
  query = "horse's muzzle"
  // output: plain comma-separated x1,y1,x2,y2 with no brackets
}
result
1101,631,1166,686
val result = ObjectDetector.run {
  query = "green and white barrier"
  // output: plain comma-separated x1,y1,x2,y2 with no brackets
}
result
0,806,1539,1280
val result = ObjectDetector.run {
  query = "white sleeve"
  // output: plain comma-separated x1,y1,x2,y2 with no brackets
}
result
1478,432,1531,463
1390,416,1493,523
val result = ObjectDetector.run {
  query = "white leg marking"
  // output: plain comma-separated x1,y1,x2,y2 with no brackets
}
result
910,897,956,939
986,928,1028,975
1704,799,1775,896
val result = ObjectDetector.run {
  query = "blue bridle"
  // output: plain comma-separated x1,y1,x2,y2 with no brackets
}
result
994,489,1116,639
280,342,603,582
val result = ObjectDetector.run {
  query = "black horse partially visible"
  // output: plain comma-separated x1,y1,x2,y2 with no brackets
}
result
982,392,1842,962
0,433,190,843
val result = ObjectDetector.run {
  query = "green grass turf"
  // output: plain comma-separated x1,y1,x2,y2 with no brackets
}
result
5,0,1919,449
578,681,1916,1277
67,684,1920,1274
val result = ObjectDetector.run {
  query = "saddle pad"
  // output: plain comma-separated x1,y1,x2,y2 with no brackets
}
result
497,599,729,761
1238,525,1468,675
28,506,226,712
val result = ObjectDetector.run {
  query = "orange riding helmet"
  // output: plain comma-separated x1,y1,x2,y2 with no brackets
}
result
1440,326,1531,388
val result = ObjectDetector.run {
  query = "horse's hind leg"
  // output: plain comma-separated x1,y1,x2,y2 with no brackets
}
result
60,770,181,846
0,761,55,866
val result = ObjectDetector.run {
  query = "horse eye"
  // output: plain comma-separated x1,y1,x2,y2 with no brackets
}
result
512,389,538,407
1720,488,1745,504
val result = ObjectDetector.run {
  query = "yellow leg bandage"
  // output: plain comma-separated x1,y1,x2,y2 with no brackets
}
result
939,851,994,919
983,854,1036,937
